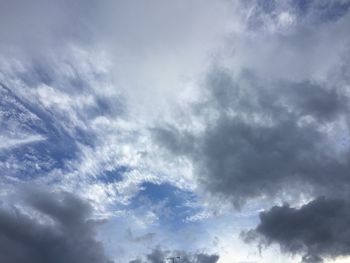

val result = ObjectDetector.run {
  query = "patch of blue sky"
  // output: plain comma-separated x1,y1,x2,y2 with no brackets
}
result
97,213,209,262
256,0,276,14
98,165,128,184
128,182,203,229
245,0,350,31
292,0,350,23
253,0,350,19
0,145,52,180
0,57,127,180
0,84,89,179
0,84,44,133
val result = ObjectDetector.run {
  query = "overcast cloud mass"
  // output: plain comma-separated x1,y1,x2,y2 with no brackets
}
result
1,0,350,262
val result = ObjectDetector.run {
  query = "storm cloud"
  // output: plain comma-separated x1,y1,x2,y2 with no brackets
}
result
151,4,350,260
154,68,350,206
244,197,350,262
0,187,113,263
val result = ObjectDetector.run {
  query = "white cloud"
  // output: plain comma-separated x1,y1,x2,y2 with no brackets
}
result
0,134,46,150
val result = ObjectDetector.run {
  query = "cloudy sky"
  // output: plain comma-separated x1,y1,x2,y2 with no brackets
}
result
1,0,350,262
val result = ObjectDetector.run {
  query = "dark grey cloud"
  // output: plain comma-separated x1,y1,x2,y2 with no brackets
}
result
149,2,350,260
301,254,323,263
0,187,113,263
129,247,219,263
243,197,350,262
153,68,350,206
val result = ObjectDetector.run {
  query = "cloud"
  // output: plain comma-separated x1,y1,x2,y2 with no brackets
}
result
0,62,105,181
126,228,156,243
0,134,46,150
154,68,350,207
243,197,350,262
129,247,219,263
0,0,95,54
148,1,350,261
150,0,350,211
0,187,113,263
1,1,350,262
243,0,350,31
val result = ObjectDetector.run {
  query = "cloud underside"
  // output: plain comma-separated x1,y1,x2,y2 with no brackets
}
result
154,68,350,205
0,187,112,263
151,2,350,261
154,66,350,260
244,197,350,263
129,247,219,263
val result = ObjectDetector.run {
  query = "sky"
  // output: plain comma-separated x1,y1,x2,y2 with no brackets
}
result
1,0,350,262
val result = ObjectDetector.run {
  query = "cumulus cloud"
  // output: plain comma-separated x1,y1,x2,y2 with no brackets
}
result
0,187,113,263
129,247,219,263
151,2,350,261
154,68,350,206
243,197,350,262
